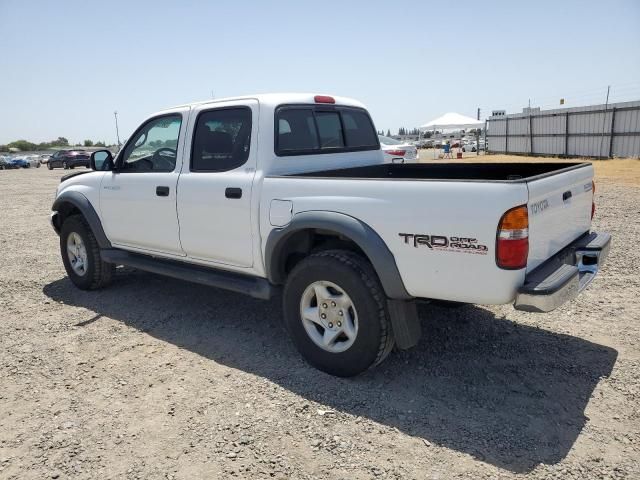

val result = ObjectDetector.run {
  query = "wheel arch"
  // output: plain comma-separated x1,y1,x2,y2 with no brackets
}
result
265,211,411,300
52,191,111,249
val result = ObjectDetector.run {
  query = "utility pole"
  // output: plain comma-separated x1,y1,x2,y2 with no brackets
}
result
476,108,481,156
114,111,121,149
598,85,611,158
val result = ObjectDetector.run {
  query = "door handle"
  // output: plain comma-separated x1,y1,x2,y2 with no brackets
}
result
562,190,572,201
156,186,170,197
225,187,242,199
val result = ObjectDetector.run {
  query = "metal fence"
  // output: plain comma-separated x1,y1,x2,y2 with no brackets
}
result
486,100,640,158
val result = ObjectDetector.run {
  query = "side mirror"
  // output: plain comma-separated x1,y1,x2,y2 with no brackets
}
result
90,150,114,171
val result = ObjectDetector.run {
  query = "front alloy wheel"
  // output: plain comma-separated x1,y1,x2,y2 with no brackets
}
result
66,232,88,276
60,215,114,290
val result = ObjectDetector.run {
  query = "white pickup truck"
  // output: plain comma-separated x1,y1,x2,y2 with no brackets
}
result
51,93,611,377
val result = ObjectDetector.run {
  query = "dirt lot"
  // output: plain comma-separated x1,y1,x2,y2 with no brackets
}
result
1,161,639,479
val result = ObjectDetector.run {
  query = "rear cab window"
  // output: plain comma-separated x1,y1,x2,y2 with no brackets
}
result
275,105,379,156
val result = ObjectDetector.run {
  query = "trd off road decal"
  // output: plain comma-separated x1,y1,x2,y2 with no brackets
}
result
398,233,488,255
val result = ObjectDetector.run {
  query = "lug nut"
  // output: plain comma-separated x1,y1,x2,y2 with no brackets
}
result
328,322,333,328
337,321,342,327
331,301,336,307
321,313,327,319
338,310,344,316
322,303,328,309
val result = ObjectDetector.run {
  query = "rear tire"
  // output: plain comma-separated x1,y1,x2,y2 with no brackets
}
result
283,250,395,377
47,162,53,170
60,215,114,290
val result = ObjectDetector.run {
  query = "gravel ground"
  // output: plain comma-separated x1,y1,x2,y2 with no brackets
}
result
1,167,638,479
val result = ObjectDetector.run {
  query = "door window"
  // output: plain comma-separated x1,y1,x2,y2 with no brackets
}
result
120,115,182,172
191,108,252,172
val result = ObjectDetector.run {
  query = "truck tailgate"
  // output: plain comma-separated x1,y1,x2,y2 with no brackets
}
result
526,164,594,272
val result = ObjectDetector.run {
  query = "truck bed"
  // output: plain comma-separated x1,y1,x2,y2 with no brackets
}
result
286,162,589,182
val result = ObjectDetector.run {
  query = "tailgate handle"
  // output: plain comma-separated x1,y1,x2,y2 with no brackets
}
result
563,190,572,201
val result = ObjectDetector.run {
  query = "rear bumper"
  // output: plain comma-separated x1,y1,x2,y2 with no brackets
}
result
514,231,611,313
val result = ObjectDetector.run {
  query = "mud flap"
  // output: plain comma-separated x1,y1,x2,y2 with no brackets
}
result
387,299,421,349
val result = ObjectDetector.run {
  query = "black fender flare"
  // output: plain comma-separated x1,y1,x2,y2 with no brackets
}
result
265,211,411,300
52,191,112,249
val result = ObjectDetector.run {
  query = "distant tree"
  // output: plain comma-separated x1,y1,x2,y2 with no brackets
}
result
0,144,8,152
95,141,106,147
386,129,391,137
51,137,69,146
8,140,38,151
423,131,432,138
83,139,94,147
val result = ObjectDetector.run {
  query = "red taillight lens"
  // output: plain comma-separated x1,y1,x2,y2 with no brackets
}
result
314,95,335,104
496,205,529,269
386,149,406,156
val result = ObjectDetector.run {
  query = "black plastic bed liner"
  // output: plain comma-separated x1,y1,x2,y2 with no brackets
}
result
284,162,589,182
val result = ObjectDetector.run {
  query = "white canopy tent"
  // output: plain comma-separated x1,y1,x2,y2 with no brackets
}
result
419,113,484,158
419,112,483,131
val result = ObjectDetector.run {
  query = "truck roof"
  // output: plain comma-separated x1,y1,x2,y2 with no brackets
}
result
165,93,367,112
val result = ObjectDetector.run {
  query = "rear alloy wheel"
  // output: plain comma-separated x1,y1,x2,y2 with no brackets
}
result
283,250,395,377
300,280,359,354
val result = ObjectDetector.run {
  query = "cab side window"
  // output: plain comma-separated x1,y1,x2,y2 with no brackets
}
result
191,107,252,172
120,115,182,172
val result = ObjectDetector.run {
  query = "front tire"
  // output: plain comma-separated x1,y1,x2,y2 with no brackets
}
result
283,250,394,377
60,215,114,290
47,162,53,170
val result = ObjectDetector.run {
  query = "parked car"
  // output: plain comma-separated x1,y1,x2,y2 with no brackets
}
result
47,150,91,170
378,135,418,163
462,141,477,152
51,93,610,377
0,156,14,169
24,155,42,168
9,157,30,168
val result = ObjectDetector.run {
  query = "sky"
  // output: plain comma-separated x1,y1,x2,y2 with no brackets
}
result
1,0,639,144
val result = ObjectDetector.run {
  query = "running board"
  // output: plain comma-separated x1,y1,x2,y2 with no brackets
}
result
100,249,275,300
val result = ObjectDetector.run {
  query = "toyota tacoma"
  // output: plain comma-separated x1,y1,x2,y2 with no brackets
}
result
50,93,611,376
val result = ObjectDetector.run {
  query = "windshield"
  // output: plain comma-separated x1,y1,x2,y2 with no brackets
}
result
378,135,402,145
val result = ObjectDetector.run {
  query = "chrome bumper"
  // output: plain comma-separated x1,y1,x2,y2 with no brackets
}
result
514,232,611,313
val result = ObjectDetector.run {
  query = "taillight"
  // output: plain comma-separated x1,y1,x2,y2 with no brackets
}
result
496,205,529,269
314,95,335,104
386,149,406,156
591,181,596,219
